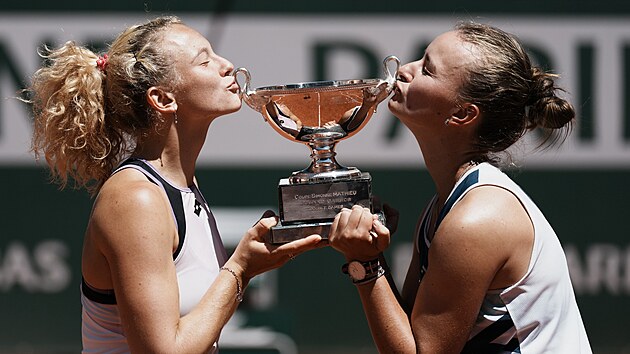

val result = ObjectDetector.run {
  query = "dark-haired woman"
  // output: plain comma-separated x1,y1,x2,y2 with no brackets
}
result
328,22,592,353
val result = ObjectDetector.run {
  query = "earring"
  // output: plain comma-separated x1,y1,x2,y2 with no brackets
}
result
174,112,178,125
444,118,451,126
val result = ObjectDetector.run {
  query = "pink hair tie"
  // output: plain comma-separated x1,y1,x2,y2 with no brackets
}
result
96,54,109,72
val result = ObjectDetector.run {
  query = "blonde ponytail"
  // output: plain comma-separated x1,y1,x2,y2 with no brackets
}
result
31,41,119,193
29,16,181,195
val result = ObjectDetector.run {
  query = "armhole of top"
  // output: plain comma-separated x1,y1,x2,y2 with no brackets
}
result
81,277,116,305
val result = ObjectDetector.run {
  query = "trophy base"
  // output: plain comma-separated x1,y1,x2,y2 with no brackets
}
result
269,211,387,244
270,172,373,244
269,221,332,244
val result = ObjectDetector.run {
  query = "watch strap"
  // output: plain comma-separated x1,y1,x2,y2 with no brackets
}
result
341,258,385,284
353,265,386,285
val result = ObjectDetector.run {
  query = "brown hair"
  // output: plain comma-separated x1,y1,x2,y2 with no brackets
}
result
29,16,182,194
455,22,575,163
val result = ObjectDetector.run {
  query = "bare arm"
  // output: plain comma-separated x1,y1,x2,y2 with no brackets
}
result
410,186,533,353
329,205,415,353
86,173,323,353
329,186,533,353
356,275,417,353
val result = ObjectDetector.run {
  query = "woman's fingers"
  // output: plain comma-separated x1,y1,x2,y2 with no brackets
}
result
328,204,392,261
272,234,324,261
248,215,279,241
346,205,368,232
372,217,391,252
329,207,351,244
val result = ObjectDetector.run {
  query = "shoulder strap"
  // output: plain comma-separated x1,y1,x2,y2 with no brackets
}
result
436,169,479,230
417,195,438,282
417,170,479,282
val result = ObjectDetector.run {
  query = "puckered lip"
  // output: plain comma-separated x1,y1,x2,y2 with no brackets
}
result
391,82,402,101
227,80,240,93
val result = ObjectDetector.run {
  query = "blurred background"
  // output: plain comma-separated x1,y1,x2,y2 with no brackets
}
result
1,1,629,353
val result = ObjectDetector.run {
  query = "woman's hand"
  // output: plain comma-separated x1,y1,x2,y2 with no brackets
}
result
328,205,391,261
227,211,325,283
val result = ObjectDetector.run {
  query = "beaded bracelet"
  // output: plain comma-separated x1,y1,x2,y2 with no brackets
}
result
220,267,243,302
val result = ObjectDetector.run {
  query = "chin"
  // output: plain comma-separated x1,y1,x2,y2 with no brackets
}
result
217,107,240,118
208,105,241,122
226,103,243,116
223,97,243,115
387,100,401,115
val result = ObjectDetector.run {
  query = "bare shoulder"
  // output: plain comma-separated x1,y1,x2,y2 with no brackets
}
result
93,168,169,223
441,185,532,244
88,169,175,257
433,185,534,285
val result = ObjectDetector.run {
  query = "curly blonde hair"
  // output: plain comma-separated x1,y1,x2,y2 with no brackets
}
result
30,16,182,195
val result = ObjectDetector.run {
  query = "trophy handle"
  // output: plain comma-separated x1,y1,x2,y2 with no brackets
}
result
233,67,269,113
233,67,251,94
383,55,400,86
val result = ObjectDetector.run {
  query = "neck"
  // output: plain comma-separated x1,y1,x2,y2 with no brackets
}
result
132,120,211,188
415,135,479,208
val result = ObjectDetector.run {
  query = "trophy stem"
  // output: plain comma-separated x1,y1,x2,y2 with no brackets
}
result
289,134,362,184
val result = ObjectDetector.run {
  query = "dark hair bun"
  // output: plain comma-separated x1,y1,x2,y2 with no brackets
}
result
527,68,575,130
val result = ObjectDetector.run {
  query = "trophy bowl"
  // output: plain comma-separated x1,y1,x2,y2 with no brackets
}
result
234,56,400,243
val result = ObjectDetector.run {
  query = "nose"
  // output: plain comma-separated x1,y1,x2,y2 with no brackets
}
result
397,63,412,81
220,56,234,76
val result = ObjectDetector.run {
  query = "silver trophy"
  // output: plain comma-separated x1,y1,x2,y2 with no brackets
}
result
234,56,400,243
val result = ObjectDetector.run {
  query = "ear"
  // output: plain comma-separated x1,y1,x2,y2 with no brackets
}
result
146,87,178,114
449,103,480,126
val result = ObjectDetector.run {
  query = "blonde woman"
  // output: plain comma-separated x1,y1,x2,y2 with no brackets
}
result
29,16,323,353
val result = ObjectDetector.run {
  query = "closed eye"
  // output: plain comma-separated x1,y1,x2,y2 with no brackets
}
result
422,54,434,76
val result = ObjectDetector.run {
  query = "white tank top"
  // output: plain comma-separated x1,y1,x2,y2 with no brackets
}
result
416,162,592,353
81,158,227,353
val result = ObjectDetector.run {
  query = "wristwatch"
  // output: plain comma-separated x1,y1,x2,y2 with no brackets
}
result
342,258,382,283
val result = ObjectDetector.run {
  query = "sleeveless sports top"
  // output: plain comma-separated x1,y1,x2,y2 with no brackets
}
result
416,162,592,353
81,158,228,353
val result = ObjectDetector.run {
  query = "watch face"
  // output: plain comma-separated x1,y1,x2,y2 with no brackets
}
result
348,261,366,281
